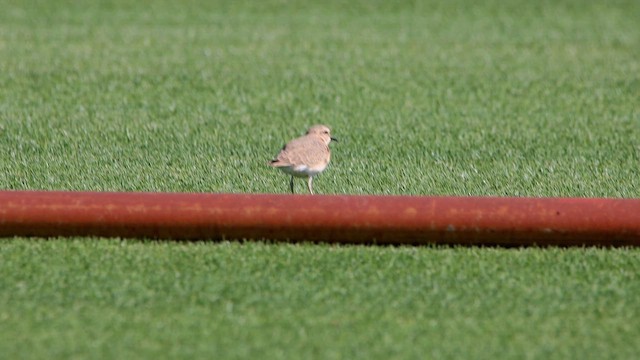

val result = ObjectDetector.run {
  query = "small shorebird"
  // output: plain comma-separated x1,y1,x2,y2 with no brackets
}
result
269,124,337,194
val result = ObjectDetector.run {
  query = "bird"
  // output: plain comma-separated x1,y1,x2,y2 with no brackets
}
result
269,124,337,194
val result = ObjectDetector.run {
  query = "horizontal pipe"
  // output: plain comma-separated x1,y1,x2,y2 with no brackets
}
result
0,190,639,246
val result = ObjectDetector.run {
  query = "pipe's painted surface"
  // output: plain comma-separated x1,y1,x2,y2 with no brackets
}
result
0,191,639,246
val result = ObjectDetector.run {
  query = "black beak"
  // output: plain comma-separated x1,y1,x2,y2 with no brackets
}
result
331,137,338,142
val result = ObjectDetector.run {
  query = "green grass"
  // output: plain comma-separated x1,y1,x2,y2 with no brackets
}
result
1,0,640,358
1,0,638,196
1,239,640,359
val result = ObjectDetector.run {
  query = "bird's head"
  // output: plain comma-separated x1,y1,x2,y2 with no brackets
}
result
306,124,338,145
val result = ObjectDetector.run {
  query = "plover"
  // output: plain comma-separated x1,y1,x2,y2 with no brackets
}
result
269,124,337,194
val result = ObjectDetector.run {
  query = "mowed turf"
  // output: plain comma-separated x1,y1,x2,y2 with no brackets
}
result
1,0,638,196
1,240,640,359
1,0,640,358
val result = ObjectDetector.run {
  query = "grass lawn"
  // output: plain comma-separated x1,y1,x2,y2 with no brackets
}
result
1,0,639,358
1,240,639,359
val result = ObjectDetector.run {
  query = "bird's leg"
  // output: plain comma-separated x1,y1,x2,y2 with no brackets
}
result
290,175,294,194
307,176,314,195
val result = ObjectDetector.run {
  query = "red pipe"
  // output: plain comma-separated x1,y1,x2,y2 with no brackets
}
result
0,190,639,246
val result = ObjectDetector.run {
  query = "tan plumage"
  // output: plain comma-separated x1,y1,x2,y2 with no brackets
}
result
269,124,337,194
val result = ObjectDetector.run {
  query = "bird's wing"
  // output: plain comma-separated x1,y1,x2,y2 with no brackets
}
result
272,136,327,167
